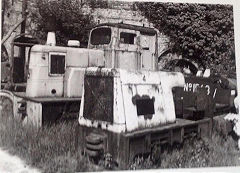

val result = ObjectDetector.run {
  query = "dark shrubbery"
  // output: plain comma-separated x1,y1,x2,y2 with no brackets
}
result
136,2,235,78
29,0,95,46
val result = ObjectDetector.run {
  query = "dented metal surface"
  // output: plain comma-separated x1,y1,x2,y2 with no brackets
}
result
120,69,185,131
79,68,185,133
174,74,237,119
26,45,104,98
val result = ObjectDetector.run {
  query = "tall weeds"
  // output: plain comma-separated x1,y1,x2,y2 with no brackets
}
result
0,115,102,173
160,133,240,168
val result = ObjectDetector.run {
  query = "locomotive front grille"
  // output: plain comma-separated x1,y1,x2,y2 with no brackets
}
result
83,75,114,123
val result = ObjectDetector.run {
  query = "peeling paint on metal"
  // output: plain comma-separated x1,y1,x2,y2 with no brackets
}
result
79,68,185,133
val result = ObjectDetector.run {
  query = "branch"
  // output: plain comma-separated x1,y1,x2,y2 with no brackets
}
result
1,18,25,45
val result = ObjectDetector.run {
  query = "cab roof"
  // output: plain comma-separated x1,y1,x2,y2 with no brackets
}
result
93,23,157,36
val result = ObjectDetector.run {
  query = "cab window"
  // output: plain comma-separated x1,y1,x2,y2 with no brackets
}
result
120,32,136,44
49,52,65,75
90,28,111,45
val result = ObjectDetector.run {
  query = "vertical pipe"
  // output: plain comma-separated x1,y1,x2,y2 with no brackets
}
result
1,0,5,87
19,0,27,82
10,42,14,84
21,0,27,35
1,0,5,38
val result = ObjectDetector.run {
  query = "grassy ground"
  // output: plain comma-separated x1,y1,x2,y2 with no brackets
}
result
130,133,240,170
0,103,240,172
0,115,103,173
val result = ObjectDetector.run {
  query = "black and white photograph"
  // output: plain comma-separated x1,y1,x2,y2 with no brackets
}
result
0,0,240,172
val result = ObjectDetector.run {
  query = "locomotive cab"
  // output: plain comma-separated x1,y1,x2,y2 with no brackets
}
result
88,23,159,71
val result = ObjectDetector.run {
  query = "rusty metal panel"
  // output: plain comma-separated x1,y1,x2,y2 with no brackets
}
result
116,28,139,70
64,67,85,97
104,50,114,68
174,79,212,118
183,76,215,97
113,77,126,124
83,76,114,123
141,51,154,70
119,70,185,132
181,76,215,111
79,68,185,133
27,45,104,98
116,51,138,70
140,34,156,70
174,75,233,117
66,47,104,67
214,87,231,106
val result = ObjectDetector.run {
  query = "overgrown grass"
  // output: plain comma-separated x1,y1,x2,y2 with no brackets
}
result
130,131,240,170
0,115,104,173
161,133,240,168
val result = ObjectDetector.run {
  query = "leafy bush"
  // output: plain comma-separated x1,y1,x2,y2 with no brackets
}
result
29,0,95,46
87,0,109,9
136,2,235,77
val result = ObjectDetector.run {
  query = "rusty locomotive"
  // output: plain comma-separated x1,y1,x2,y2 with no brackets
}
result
0,23,237,168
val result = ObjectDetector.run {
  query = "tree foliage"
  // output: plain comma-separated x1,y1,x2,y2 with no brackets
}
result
30,0,95,46
136,2,235,77
87,0,109,9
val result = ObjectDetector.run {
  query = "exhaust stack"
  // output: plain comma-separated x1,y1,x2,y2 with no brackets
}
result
46,32,56,46
45,15,56,46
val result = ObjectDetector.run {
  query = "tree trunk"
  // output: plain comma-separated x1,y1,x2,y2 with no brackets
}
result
1,18,25,45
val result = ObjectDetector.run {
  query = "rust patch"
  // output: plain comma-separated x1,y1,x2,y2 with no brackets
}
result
110,68,118,75
158,107,164,113
143,75,146,81
152,84,159,93
128,85,133,95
